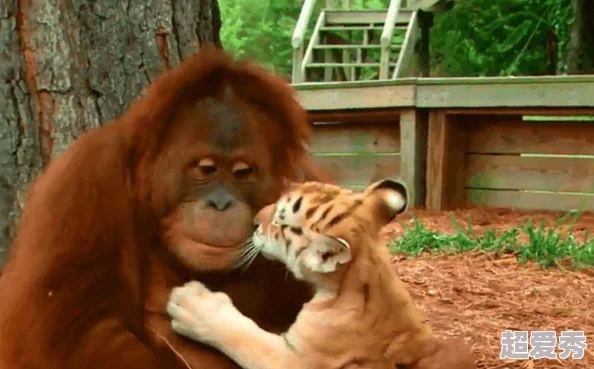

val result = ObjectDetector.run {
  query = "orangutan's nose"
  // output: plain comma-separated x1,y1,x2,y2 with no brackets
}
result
205,190,235,212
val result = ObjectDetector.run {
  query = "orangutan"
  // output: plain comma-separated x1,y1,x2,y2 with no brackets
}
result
0,45,328,369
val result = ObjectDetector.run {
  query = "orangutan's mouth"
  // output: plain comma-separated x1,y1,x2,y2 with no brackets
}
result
182,229,243,250
193,240,239,250
188,238,241,251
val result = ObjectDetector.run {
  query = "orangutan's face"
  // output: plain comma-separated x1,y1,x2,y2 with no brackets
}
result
155,94,286,271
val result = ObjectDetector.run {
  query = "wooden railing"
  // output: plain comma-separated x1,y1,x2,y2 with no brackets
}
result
291,0,415,83
291,0,317,83
300,10,326,82
392,9,418,78
379,0,402,79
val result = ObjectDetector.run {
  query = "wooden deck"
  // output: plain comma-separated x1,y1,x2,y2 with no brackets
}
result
294,76,594,213
295,75,594,111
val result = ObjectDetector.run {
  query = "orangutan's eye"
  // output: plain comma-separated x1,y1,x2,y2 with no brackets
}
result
233,161,254,179
197,158,217,175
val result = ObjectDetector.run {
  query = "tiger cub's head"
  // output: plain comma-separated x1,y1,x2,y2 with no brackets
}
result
242,179,407,281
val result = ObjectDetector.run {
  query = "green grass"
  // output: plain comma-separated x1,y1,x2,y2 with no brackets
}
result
523,115,594,122
387,209,594,270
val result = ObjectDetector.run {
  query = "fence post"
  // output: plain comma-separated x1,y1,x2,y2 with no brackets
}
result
400,109,428,207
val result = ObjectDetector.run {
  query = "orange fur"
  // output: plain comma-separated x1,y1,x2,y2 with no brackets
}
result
0,45,323,369
168,181,476,369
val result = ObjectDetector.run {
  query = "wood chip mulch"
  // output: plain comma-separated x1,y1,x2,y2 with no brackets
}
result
381,207,594,369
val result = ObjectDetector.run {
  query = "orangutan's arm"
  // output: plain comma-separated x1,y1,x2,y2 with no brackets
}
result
167,281,304,369
67,318,188,369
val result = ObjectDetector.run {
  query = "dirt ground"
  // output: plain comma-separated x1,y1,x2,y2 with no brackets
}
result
382,207,594,369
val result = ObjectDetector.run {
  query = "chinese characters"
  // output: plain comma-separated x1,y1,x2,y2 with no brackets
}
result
500,330,587,360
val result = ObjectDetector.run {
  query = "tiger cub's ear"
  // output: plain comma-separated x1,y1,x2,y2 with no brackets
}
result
301,235,352,274
363,179,408,227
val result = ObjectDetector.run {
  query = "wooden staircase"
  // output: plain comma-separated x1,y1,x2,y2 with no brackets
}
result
292,0,421,83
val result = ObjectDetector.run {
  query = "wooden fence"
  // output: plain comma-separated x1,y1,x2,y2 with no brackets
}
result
308,118,401,190
294,76,594,213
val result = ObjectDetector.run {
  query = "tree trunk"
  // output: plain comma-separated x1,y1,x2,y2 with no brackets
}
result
0,0,221,267
565,0,594,74
580,0,594,73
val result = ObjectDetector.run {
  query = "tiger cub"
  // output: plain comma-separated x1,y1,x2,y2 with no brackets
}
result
167,179,476,369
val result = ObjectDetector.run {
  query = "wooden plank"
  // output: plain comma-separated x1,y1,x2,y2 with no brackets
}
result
291,0,317,47
416,81,594,108
392,10,419,78
467,120,594,155
325,10,412,25
379,0,402,79
312,154,401,188
295,84,416,111
313,44,388,49
416,75,594,85
310,122,401,154
295,83,594,111
306,62,398,68
301,11,325,75
425,111,468,210
448,116,469,209
307,108,406,122
425,111,447,210
293,75,594,92
399,109,428,206
293,78,415,90
466,189,594,212
445,108,594,116
320,25,404,31
292,46,304,83
466,154,594,193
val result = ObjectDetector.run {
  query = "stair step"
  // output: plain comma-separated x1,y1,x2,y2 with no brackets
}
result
324,10,413,25
313,44,402,49
320,25,408,32
305,62,398,68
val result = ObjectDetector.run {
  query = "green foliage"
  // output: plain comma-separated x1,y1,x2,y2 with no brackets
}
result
347,0,388,10
218,0,304,76
219,0,574,77
430,0,572,76
218,0,391,77
388,209,594,270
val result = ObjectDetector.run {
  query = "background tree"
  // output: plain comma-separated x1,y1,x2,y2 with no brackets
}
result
0,0,221,266
565,0,594,74
429,0,572,76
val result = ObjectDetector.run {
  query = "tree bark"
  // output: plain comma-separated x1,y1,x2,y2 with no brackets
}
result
565,0,594,74
0,0,221,267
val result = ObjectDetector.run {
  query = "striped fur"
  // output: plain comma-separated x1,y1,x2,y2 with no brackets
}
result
240,180,407,280
168,180,476,369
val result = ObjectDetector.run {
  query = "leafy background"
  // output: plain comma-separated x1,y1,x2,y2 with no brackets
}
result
218,0,575,78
